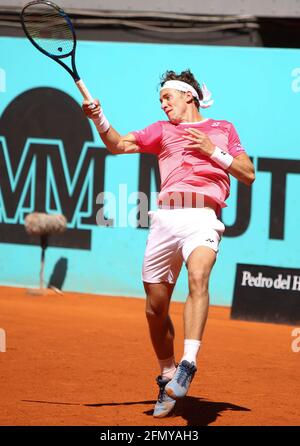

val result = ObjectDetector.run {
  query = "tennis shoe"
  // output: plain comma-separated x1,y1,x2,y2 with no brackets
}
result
165,360,197,399
153,376,176,418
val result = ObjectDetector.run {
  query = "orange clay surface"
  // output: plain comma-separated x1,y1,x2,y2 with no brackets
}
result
0,286,299,426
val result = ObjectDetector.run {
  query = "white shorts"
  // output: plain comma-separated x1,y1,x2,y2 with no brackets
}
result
142,208,225,284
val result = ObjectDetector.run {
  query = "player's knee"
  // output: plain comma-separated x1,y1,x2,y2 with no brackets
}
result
188,268,209,294
145,307,159,321
145,299,168,321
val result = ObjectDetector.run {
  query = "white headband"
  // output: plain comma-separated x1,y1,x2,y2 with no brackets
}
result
160,80,214,108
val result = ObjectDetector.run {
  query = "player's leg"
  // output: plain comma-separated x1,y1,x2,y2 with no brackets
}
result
142,210,182,377
144,281,175,362
184,246,216,341
142,209,182,416
165,247,216,399
144,281,177,418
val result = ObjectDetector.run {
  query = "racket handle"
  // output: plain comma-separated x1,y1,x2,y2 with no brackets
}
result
76,79,94,103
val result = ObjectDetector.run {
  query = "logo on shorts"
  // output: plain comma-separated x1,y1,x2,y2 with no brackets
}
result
205,238,214,243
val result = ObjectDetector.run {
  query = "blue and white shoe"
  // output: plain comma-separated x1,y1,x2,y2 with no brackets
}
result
165,360,197,399
153,376,176,418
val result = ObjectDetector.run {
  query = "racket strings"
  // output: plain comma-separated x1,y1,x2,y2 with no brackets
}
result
22,6,74,56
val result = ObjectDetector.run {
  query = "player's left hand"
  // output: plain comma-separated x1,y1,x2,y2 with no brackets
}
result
183,128,215,156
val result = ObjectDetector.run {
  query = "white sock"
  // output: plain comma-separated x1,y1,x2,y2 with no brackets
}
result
158,356,177,380
181,339,201,366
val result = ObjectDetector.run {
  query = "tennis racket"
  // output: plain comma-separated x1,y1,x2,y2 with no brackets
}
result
21,1,99,117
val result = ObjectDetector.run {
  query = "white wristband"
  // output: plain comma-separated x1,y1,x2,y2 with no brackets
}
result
210,146,233,170
92,110,110,134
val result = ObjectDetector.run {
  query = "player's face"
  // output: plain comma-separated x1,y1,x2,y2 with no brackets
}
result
160,89,187,124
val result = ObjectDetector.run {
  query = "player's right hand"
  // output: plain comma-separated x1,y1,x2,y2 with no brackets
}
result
82,99,101,119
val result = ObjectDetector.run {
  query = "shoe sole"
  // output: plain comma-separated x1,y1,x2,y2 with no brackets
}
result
153,410,174,418
165,386,187,400
153,404,176,418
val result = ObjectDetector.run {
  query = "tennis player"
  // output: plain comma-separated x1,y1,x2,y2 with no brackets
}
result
82,69,255,418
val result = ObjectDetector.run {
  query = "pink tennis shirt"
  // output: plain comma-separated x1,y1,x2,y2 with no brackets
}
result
132,119,246,208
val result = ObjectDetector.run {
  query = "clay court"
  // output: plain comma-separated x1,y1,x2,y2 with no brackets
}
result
0,286,299,426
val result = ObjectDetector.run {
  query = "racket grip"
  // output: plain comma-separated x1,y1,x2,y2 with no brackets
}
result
76,79,94,103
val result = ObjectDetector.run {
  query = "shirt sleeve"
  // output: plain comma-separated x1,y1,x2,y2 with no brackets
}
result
228,123,246,157
131,121,162,155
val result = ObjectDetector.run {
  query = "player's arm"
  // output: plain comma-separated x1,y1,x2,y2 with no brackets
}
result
100,127,140,155
183,128,255,186
227,152,255,186
82,100,140,154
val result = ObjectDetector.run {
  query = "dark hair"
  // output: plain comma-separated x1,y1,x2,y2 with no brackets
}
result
160,69,203,109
